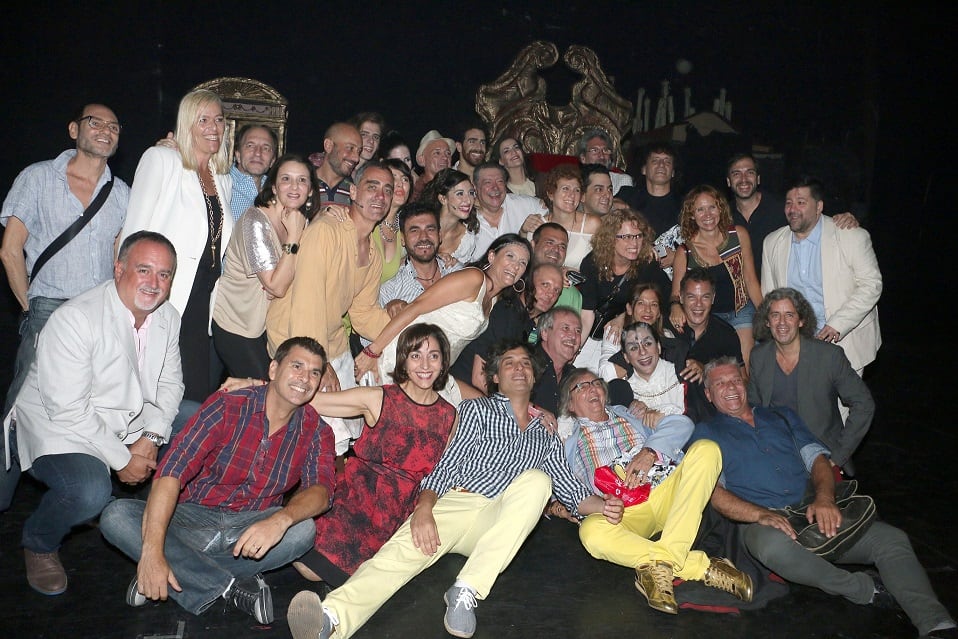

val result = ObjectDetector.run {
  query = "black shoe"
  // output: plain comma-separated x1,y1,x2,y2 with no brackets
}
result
126,576,147,607
227,574,274,624
922,626,958,638
867,571,900,611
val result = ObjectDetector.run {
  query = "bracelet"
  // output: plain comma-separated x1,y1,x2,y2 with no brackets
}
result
362,345,381,359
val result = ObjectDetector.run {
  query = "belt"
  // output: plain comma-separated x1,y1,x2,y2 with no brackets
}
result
451,486,473,493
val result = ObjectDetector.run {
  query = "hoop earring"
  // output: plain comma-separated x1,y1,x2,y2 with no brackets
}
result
513,278,525,293
482,263,491,271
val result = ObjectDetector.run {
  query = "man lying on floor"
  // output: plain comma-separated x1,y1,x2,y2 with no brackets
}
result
100,337,335,625
287,340,623,639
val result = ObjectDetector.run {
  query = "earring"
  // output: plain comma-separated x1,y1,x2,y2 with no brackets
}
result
305,196,313,209
513,278,525,293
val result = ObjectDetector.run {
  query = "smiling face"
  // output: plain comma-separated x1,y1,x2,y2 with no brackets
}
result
114,240,175,326
727,157,759,200
325,126,362,179
530,265,563,314
497,137,524,169
189,101,225,158
549,177,582,215
581,173,613,216
272,160,313,210
692,192,721,233
403,336,444,391
622,326,661,380
71,104,120,159
642,152,674,188
269,345,325,408
681,279,715,333
439,180,476,220
704,363,749,418
402,212,440,263
235,127,276,177
626,288,662,325
567,373,608,421
492,346,536,396
349,166,394,225
486,242,530,290
457,128,487,168
476,167,507,211
767,298,804,347
532,226,568,266
358,121,382,161
540,310,583,365
420,139,453,177
613,220,644,263
784,186,823,238
579,136,612,168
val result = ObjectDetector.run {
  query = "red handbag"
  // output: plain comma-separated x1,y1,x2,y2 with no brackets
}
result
593,464,651,507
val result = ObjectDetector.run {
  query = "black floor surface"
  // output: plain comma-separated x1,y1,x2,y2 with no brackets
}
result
1,225,955,638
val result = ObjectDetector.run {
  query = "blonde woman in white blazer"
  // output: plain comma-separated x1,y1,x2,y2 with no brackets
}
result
120,89,233,401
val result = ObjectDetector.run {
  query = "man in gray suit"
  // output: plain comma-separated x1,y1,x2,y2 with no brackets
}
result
4,231,183,595
748,288,874,475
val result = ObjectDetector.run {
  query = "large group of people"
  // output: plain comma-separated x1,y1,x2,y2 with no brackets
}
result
0,91,954,639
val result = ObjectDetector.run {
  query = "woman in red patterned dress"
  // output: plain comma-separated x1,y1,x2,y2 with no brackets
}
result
292,323,458,587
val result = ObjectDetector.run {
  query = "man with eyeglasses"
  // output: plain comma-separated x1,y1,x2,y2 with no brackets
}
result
576,127,633,195
287,340,623,639
1,104,130,512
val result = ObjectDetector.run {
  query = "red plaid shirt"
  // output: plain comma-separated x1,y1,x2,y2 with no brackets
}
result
157,385,335,511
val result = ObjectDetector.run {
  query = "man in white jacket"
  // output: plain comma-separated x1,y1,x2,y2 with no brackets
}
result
5,231,183,596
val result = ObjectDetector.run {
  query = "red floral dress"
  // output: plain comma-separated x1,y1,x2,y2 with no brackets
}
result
313,384,455,574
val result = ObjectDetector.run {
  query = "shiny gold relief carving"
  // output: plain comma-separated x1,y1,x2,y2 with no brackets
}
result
476,42,633,168
192,77,289,155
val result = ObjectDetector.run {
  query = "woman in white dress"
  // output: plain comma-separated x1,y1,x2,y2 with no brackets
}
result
419,168,480,267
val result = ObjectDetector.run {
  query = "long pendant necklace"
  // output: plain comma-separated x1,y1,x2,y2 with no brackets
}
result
199,168,223,267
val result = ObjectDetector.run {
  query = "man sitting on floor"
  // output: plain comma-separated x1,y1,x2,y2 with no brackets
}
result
100,337,335,625
692,357,956,639
287,340,624,639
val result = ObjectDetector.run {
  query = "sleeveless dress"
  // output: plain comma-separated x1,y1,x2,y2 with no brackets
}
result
313,384,455,575
563,214,592,270
378,272,490,399
681,226,749,314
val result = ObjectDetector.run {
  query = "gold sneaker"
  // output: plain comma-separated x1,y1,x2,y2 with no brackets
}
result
634,560,677,614
703,557,753,602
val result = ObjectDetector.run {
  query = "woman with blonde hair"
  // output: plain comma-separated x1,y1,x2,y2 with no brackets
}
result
121,89,233,401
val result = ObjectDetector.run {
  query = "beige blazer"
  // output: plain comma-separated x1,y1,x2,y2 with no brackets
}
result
761,215,882,371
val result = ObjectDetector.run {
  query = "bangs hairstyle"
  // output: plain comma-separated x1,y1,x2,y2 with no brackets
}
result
254,154,321,219
558,368,608,417
620,321,661,354
174,89,231,174
679,184,733,242
542,164,582,209
484,339,543,395
589,208,656,281
752,287,818,341
391,323,451,391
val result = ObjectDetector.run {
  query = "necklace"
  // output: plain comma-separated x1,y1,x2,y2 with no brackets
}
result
413,261,440,283
199,168,223,267
380,214,399,244
633,378,681,398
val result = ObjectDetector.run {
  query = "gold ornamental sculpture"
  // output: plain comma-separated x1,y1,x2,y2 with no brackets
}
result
191,77,289,157
476,41,633,169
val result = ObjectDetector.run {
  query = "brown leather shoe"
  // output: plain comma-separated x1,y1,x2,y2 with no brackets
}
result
635,560,678,614
703,557,753,602
25,549,68,595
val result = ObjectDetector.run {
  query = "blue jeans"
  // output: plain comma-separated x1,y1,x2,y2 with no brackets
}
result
2,297,65,511
100,499,315,615
22,452,113,552
743,520,955,635
713,300,756,330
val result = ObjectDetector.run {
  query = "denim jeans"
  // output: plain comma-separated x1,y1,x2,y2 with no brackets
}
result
100,499,315,615
22,452,113,552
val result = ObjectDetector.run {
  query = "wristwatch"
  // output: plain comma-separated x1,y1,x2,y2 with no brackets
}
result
141,431,164,447
281,243,299,255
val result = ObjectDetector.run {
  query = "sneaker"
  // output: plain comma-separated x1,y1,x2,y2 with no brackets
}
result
288,590,333,639
227,574,274,624
634,561,677,614
703,557,753,603
24,549,68,595
126,576,147,607
443,585,478,638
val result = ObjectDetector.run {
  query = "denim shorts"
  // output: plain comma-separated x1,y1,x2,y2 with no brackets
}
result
714,300,756,330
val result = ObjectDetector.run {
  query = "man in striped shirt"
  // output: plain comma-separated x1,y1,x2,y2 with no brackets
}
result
100,337,335,625
288,340,624,639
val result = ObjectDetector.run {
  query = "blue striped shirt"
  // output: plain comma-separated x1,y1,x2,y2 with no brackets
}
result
421,394,592,515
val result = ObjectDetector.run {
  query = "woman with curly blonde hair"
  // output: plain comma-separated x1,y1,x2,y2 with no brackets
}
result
669,184,762,368
576,207,670,371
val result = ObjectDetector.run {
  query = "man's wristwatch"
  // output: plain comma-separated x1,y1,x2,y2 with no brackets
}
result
281,243,299,255
141,431,164,447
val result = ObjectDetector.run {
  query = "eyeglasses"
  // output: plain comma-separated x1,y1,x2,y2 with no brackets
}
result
571,378,604,393
587,146,612,155
615,233,644,241
77,115,122,134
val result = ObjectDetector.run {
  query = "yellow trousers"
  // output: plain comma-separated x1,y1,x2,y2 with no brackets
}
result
578,439,721,580
324,469,553,638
